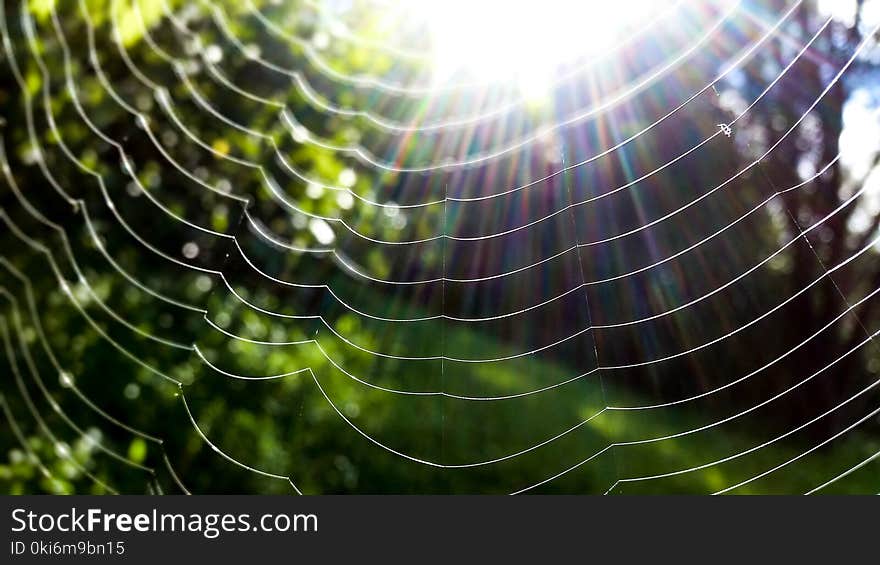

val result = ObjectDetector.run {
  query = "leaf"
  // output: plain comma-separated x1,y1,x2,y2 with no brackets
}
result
128,438,148,464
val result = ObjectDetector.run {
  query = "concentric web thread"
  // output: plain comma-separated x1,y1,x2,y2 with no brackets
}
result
1,0,880,494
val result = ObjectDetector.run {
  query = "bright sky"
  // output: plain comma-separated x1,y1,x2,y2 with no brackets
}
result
406,0,665,91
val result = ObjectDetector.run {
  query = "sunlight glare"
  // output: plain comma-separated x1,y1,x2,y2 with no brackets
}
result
406,0,664,96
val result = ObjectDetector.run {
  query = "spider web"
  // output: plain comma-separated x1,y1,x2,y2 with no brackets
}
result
1,0,880,494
